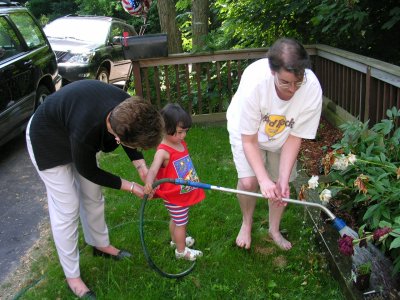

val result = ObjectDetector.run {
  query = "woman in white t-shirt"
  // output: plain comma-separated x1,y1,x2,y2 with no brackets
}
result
227,37,322,250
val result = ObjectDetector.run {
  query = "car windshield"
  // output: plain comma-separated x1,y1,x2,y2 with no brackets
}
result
44,19,109,44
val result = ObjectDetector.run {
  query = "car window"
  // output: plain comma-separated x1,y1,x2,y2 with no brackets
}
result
0,16,23,61
9,12,46,49
44,19,109,44
109,23,136,42
123,25,137,36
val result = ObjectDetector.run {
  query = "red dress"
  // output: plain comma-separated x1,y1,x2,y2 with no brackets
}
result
154,141,205,206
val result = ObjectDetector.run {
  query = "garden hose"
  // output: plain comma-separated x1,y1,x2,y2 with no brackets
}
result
139,178,196,279
170,178,352,234
139,178,357,279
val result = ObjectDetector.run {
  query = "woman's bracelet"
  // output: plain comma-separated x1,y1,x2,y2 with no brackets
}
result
130,182,135,194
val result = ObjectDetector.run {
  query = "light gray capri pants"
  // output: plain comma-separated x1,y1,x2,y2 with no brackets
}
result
26,118,110,278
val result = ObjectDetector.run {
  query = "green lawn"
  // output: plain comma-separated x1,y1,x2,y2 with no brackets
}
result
17,125,345,299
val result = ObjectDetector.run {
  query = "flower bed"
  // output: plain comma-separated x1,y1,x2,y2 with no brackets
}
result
298,112,400,299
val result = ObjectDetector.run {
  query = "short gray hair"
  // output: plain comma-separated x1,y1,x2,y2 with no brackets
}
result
267,38,310,77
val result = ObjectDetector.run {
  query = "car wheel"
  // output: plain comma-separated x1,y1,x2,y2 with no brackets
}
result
97,67,109,83
35,85,50,109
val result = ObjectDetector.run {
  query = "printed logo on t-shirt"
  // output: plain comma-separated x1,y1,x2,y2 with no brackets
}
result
173,154,200,194
262,113,295,138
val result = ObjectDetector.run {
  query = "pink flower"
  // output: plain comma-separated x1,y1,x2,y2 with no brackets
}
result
338,234,354,256
373,227,392,241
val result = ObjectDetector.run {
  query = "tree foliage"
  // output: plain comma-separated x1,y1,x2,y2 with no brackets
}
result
25,0,400,65
310,0,400,65
26,0,78,22
211,0,400,65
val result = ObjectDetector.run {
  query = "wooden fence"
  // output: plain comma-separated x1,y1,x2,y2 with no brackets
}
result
125,45,400,126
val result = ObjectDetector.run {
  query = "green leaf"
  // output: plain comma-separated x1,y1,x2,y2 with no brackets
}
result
365,143,374,156
392,256,400,275
363,204,379,221
389,237,400,249
382,209,391,220
268,280,277,288
391,228,400,235
393,128,400,140
379,220,392,228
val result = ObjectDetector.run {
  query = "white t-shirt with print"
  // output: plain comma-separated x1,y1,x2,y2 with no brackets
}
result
227,58,322,152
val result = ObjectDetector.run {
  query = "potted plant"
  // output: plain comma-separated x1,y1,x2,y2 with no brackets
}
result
352,261,372,291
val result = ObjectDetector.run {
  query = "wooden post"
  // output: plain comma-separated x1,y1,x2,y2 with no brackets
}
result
132,61,143,97
364,66,371,122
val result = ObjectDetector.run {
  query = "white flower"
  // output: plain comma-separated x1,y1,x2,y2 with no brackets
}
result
308,175,319,189
319,189,332,205
332,154,349,170
347,153,357,165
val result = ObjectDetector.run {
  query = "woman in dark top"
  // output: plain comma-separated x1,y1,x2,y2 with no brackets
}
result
26,80,164,299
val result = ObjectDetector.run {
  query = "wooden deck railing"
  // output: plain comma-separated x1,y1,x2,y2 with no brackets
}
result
125,45,400,126
314,44,400,125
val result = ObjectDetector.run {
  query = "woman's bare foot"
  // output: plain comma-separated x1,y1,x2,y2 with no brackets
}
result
236,223,252,249
67,277,90,298
268,230,292,250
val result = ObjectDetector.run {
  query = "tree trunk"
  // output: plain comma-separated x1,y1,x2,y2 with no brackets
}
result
191,0,208,50
157,0,183,54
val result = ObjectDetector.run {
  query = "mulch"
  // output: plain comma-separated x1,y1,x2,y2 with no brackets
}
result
299,117,343,176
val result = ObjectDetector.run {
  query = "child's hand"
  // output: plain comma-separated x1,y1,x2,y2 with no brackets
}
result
144,183,153,195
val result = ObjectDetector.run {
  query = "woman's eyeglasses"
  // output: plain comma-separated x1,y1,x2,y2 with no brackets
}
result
274,73,307,90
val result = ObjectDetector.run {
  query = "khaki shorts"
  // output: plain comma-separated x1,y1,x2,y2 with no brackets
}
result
230,143,297,182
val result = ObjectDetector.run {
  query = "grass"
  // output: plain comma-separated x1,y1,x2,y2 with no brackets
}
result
17,125,345,299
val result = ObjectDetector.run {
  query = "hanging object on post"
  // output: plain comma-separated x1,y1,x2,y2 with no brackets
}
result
121,0,144,16
121,0,153,35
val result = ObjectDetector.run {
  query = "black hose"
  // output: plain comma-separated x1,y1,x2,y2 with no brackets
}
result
139,178,196,279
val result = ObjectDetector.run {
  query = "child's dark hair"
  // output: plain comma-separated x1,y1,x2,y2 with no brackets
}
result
161,103,192,135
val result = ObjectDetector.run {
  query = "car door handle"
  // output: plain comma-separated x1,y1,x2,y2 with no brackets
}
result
23,59,33,67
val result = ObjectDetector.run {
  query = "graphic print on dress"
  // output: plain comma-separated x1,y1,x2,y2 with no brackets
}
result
173,154,200,194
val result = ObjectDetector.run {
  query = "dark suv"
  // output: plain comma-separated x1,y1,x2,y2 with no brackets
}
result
43,15,137,85
0,0,62,146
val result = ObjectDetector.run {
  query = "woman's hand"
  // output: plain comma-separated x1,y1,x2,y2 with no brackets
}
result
131,182,145,198
259,178,287,207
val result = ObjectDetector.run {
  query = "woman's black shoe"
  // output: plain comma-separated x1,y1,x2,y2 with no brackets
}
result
82,290,96,299
92,247,132,260
67,285,96,299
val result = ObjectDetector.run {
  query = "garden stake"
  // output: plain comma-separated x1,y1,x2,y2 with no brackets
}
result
139,178,359,279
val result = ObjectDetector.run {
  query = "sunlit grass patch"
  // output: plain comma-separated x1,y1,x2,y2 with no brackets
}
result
18,125,345,299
